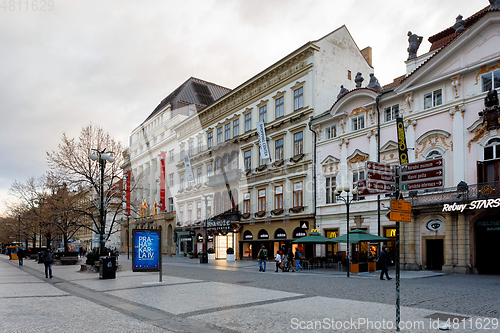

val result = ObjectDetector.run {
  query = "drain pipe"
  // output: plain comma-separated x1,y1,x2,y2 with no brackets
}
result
308,117,317,229
376,95,381,237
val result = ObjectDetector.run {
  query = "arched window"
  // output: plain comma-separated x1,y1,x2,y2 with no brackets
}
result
426,150,442,160
484,138,500,160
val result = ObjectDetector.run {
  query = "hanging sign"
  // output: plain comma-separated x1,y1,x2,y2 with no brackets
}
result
183,155,195,183
396,117,408,165
256,122,270,159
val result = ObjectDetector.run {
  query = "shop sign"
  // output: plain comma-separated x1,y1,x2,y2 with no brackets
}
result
476,220,500,231
197,234,204,243
189,230,195,236
179,237,192,242
300,221,309,230
326,231,338,239
385,228,396,237
275,229,287,239
244,230,253,240
207,216,233,235
208,234,214,242
427,220,443,231
442,198,500,213
258,230,269,239
293,230,306,238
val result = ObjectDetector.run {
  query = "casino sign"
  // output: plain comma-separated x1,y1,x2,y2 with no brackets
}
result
206,213,240,236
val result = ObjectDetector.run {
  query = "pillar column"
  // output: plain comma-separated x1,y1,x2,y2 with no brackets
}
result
443,215,454,272
456,214,469,273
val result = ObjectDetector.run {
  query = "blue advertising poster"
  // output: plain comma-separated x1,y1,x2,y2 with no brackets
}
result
132,229,161,272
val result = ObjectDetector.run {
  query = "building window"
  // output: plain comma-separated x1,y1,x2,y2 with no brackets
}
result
482,69,500,92
243,192,250,214
484,138,500,161
244,113,252,132
217,127,223,144
293,182,303,207
294,87,303,111
244,150,252,171
293,132,303,156
168,173,174,187
168,198,174,212
198,137,203,153
424,89,442,109
207,131,213,149
188,141,194,156
352,170,365,201
206,198,212,217
207,164,212,178
324,125,336,140
258,189,266,212
168,149,175,162
197,202,202,220
180,174,185,189
180,146,185,160
274,185,283,210
351,115,365,131
225,123,231,141
178,206,183,222
275,138,284,161
326,176,336,204
233,119,239,137
188,204,192,221
384,104,399,122
275,96,284,119
197,167,202,184
259,105,267,124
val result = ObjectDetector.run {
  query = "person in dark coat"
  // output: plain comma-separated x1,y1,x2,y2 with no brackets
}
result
41,248,54,279
287,248,295,272
17,248,25,266
378,245,393,280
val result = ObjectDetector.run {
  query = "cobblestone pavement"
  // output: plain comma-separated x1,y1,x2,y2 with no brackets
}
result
0,255,498,333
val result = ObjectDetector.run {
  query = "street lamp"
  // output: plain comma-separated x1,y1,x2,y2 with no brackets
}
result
200,194,211,264
90,149,114,256
334,184,358,277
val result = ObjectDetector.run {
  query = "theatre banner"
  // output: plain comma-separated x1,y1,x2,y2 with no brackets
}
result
132,229,161,272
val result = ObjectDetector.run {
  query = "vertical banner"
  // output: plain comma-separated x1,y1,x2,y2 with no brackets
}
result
396,117,408,165
132,229,161,272
158,152,166,210
125,171,131,216
256,122,270,159
183,155,195,183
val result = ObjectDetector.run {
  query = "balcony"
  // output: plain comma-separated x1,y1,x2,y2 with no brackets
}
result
207,169,242,188
408,181,500,207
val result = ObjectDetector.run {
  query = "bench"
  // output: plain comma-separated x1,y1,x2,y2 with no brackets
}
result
60,257,79,265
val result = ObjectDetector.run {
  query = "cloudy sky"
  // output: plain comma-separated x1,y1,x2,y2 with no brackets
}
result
0,0,483,214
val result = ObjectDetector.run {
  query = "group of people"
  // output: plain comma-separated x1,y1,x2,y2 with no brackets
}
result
256,246,304,273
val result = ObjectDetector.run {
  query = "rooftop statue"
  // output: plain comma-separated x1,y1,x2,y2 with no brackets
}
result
454,15,466,35
366,73,383,91
354,72,364,88
485,88,499,108
337,85,349,100
407,31,423,60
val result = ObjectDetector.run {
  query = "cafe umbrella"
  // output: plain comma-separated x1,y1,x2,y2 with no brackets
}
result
291,230,330,244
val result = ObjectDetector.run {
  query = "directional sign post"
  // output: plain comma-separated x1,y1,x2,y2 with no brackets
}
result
400,158,444,192
358,162,396,196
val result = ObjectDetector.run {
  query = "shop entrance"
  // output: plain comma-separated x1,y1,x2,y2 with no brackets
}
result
426,239,443,270
475,220,500,274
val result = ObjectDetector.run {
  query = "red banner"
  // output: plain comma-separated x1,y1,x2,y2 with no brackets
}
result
125,170,131,216
158,152,166,210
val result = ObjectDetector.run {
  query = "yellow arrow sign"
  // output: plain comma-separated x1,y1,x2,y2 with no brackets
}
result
386,211,411,222
391,199,411,212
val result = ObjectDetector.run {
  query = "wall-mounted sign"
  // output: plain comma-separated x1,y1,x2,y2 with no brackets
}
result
300,221,309,230
207,216,233,236
396,117,408,165
184,155,195,182
132,229,161,272
293,227,306,238
442,198,500,212
326,230,338,239
208,234,214,242
427,220,443,231
197,233,204,243
179,237,192,242
243,230,253,240
258,229,269,239
256,122,270,159
385,228,396,237
275,228,287,239
189,230,195,236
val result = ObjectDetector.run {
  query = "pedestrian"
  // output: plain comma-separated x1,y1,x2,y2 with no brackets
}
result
78,247,83,258
294,249,302,271
287,248,295,272
82,248,86,257
274,250,282,272
17,248,25,266
378,245,393,280
257,245,268,272
282,252,288,272
41,247,54,279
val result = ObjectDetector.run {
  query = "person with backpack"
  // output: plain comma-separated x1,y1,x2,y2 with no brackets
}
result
294,249,302,271
257,245,268,272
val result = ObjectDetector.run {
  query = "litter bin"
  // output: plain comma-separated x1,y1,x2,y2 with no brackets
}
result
38,252,44,264
199,252,208,264
99,256,116,279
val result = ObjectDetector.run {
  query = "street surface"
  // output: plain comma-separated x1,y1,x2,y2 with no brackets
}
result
0,254,498,332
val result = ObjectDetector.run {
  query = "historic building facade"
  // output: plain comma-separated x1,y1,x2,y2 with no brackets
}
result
312,3,500,274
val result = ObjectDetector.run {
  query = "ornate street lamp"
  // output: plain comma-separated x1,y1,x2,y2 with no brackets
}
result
90,149,114,255
334,184,358,278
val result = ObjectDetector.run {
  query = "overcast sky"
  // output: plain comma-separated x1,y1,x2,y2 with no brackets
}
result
0,0,484,214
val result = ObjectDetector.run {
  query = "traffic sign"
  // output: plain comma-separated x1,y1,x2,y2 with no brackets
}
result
386,211,411,222
367,171,396,183
391,199,411,212
401,168,443,182
366,161,394,174
401,179,443,191
400,158,443,173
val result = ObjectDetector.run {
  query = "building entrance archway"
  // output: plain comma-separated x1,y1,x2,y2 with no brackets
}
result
475,219,500,274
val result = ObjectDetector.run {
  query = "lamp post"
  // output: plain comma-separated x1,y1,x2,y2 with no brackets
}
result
334,184,358,277
201,194,211,264
90,149,114,256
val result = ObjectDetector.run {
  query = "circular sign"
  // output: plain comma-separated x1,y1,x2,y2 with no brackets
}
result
427,220,443,231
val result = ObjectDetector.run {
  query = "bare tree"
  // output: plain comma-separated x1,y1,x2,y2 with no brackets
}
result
47,125,136,255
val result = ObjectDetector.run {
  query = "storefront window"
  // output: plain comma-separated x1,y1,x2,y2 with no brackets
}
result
215,233,233,259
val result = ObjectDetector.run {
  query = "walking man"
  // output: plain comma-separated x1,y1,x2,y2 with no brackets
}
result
257,245,268,272
17,248,25,266
294,249,302,271
41,248,54,279
379,245,393,280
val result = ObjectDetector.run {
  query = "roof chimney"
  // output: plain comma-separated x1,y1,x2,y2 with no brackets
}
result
360,46,373,67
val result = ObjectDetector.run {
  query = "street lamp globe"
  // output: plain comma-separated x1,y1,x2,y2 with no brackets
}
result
106,155,115,163
343,184,351,192
90,153,99,161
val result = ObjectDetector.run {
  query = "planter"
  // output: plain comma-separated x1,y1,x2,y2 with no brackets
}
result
350,263,369,273
368,262,377,272
189,254,195,259
208,253,216,261
350,263,359,274
226,254,235,262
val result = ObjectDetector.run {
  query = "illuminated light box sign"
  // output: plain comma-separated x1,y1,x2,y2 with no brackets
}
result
442,199,500,213
132,229,161,272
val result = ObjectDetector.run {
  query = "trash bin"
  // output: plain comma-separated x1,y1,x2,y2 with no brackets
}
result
38,252,44,264
99,256,116,279
199,252,208,264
